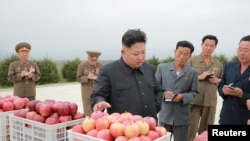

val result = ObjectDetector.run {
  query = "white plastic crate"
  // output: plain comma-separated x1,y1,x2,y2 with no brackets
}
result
67,129,172,141
0,110,18,141
10,115,84,141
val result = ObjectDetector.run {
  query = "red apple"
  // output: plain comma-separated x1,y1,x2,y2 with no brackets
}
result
26,111,38,120
58,115,72,123
115,136,129,141
129,115,143,122
18,109,28,118
33,114,45,123
90,111,106,120
110,122,125,137
57,102,70,116
120,112,132,121
2,101,14,111
86,129,98,137
96,129,113,141
69,102,78,115
22,97,30,107
35,101,42,113
49,112,59,119
13,110,20,116
72,125,85,134
73,112,85,120
13,98,25,110
39,103,53,117
95,117,110,131
28,100,41,111
143,116,157,130
0,100,4,109
155,126,167,137
45,117,59,125
139,135,151,141
146,130,159,140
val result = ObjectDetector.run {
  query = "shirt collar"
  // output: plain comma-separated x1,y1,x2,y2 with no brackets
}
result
119,57,144,75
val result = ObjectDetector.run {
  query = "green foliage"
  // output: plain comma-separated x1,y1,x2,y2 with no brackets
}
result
230,55,239,62
37,58,60,84
161,56,175,63
0,54,19,86
213,54,228,66
61,58,81,82
146,55,161,72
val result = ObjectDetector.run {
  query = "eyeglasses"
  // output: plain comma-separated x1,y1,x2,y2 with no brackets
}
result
237,47,250,53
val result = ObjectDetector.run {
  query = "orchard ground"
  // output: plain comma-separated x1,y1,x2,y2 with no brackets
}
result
0,82,223,124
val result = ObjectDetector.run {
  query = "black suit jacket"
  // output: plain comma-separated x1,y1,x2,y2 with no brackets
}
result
91,57,164,120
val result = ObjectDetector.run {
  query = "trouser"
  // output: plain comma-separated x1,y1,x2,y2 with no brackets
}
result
159,122,188,141
81,85,93,117
188,105,216,141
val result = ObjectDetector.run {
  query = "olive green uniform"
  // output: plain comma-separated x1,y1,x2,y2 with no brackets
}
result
77,61,102,116
8,60,41,100
187,54,223,141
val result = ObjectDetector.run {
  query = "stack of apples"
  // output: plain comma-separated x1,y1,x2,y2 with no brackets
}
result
71,111,167,141
13,99,85,125
0,95,29,112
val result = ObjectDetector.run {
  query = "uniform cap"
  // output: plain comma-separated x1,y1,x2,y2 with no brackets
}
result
86,50,102,61
15,42,31,52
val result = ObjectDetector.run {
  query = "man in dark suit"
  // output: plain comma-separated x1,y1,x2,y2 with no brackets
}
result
218,35,250,125
90,29,164,120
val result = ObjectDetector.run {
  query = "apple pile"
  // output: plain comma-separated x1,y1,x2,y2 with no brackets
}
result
13,99,85,125
0,95,29,112
71,111,167,141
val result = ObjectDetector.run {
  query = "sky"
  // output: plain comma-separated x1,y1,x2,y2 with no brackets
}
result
1,0,250,61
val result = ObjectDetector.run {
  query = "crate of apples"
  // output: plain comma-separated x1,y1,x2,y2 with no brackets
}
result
10,99,86,141
13,99,85,124
68,111,171,141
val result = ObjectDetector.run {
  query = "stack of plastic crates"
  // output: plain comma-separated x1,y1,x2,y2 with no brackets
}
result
0,110,17,141
10,115,84,141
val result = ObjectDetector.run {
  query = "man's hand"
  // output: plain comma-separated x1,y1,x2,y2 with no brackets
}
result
93,101,111,111
247,99,250,110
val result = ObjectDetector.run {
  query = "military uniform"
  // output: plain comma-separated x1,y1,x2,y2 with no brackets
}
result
187,54,223,141
8,42,41,100
76,50,103,116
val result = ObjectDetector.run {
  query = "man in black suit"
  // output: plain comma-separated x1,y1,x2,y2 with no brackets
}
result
91,29,164,120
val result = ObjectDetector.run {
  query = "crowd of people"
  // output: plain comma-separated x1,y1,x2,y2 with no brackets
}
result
8,29,250,141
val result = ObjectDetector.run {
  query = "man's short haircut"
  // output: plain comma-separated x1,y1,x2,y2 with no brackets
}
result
122,29,147,48
240,35,250,42
176,40,194,54
202,35,218,45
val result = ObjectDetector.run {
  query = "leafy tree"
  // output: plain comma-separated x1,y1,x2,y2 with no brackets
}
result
37,58,60,84
0,54,19,86
146,55,161,72
213,54,228,66
230,55,239,62
61,58,81,82
161,56,175,63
